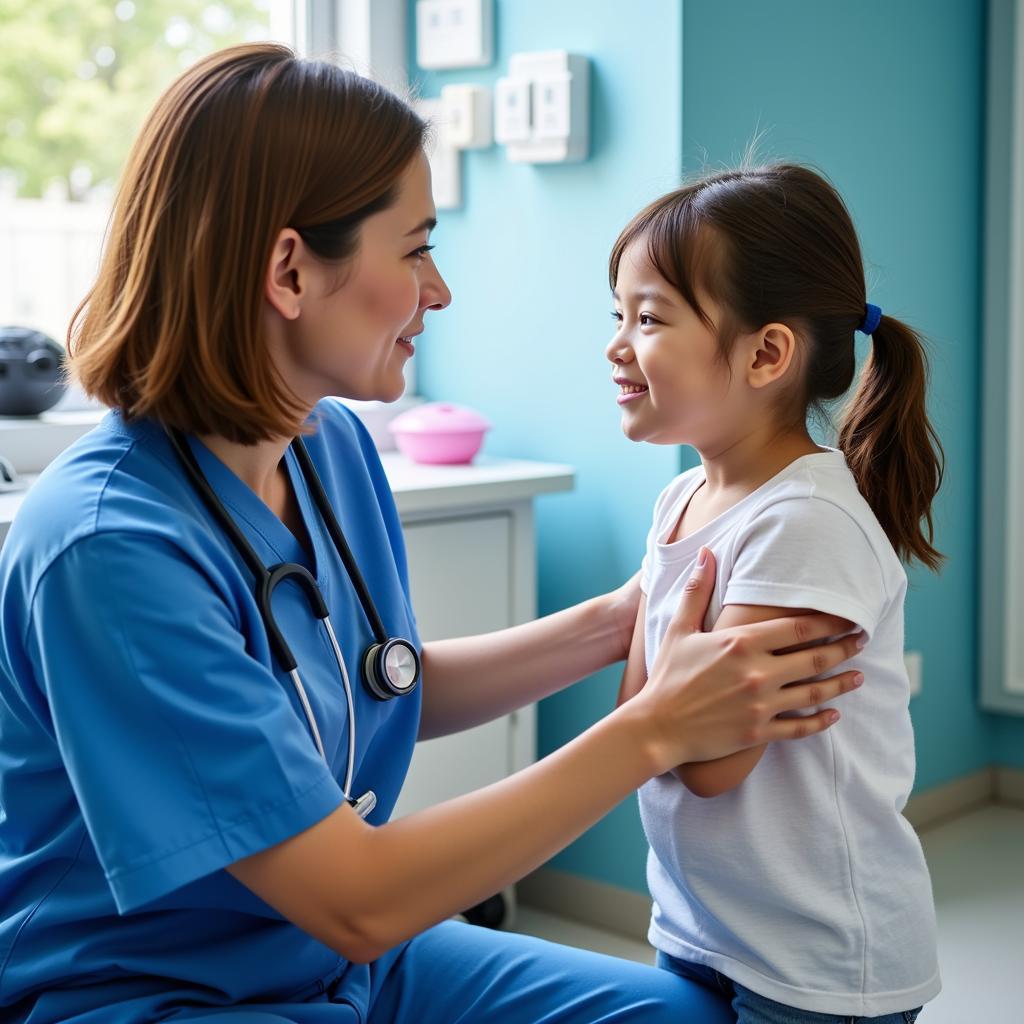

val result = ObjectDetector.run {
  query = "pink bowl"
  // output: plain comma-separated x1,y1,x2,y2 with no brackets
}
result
389,402,491,465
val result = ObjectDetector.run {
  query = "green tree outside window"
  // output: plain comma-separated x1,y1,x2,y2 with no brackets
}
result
0,0,272,201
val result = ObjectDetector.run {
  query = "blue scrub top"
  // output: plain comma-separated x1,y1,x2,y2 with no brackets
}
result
0,400,422,1021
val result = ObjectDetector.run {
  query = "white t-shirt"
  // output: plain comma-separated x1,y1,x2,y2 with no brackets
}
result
638,449,940,1017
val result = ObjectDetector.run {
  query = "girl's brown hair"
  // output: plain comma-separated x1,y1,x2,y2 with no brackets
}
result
69,43,427,444
609,164,944,571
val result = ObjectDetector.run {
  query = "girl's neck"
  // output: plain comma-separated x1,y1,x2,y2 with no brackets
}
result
699,424,823,496
670,425,823,545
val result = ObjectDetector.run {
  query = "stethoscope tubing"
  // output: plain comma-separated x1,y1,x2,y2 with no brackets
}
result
164,427,416,815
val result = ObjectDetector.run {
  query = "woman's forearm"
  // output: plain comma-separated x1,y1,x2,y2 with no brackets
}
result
359,701,657,955
418,592,625,740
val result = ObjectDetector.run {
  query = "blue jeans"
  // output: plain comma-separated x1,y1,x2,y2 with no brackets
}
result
656,952,923,1024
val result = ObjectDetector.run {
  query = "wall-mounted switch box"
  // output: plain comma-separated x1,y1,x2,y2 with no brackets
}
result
533,72,572,140
495,51,589,163
440,83,492,149
416,0,493,70
415,98,462,210
494,77,532,144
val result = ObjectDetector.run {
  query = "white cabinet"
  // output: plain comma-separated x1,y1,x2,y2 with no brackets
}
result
378,455,573,816
395,513,515,817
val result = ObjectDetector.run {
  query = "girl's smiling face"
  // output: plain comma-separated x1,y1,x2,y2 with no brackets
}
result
606,238,746,450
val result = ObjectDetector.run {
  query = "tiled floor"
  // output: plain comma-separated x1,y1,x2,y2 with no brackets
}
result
514,804,1024,1021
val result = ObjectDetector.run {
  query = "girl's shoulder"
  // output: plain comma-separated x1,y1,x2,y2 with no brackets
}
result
651,465,704,527
747,450,892,551
733,453,907,603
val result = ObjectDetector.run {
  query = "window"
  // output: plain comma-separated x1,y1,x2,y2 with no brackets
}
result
0,0,292,383
980,0,1024,715
0,0,414,470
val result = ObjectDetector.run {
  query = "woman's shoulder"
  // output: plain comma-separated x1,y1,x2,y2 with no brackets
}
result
3,412,214,595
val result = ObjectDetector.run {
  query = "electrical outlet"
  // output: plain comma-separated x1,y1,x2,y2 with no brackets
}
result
904,650,923,698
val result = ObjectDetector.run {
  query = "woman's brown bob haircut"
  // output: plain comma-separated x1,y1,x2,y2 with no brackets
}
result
69,43,428,444
610,165,944,571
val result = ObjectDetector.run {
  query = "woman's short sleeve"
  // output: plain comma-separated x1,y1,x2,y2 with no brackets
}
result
25,530,344,914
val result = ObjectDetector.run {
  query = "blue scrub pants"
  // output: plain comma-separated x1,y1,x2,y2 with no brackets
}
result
170,921,734,1023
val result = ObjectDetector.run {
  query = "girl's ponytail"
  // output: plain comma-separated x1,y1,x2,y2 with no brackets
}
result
837,314,944,570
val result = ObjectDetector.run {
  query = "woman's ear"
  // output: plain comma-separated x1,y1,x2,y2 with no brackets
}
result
746,323,798,389
265,228,305,321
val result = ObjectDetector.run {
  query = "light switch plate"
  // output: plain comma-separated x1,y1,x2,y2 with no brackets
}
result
416,0,493,70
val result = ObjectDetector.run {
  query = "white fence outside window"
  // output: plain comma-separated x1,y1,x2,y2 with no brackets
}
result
0,198,109,349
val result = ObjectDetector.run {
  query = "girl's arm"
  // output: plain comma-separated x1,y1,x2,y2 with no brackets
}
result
673,604,852,798
418,574,641,740
228,554,864,964
615,592,648,707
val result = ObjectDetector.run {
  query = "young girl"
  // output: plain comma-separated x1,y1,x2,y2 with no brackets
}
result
611,164,941,1023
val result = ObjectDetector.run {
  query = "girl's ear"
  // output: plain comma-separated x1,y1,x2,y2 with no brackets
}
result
746,323,798,390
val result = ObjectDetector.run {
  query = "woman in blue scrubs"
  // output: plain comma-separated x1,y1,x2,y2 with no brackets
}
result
0,44,864,1023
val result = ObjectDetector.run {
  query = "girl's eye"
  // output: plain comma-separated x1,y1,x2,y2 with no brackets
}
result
639,313,656,327
409,244,435,261
610,310,623,323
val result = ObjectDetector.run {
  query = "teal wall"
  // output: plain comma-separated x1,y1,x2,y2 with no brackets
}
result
409,0,1003,894
679,0,992,797
997,717,1024,769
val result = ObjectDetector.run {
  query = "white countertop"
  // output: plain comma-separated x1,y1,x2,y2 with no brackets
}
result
379,452,574,516
0,453,575,544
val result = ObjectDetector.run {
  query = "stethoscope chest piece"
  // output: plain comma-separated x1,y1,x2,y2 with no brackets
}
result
364,638,421,701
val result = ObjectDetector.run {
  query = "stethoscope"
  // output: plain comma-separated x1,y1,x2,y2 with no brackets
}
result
166,428,420,819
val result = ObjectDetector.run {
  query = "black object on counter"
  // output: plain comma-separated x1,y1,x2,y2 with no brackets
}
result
0,326,67,416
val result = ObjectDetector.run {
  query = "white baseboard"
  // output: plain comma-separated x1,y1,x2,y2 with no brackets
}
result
521,767,1024,934
517,867,651,940
995,766,1024,806
903,768,996,831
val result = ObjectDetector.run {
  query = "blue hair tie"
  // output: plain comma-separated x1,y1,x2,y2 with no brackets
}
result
858,302,883,335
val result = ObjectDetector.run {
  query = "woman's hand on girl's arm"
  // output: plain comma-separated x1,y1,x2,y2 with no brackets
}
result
627,549,864,768
417,573,642,741
671,604,854,798
227,549,863,964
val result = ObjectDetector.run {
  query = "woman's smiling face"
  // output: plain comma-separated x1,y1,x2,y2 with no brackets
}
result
606,238,741,449
266,151,452,407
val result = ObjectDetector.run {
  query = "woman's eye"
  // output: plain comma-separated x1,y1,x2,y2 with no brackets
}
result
409,244,435,261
